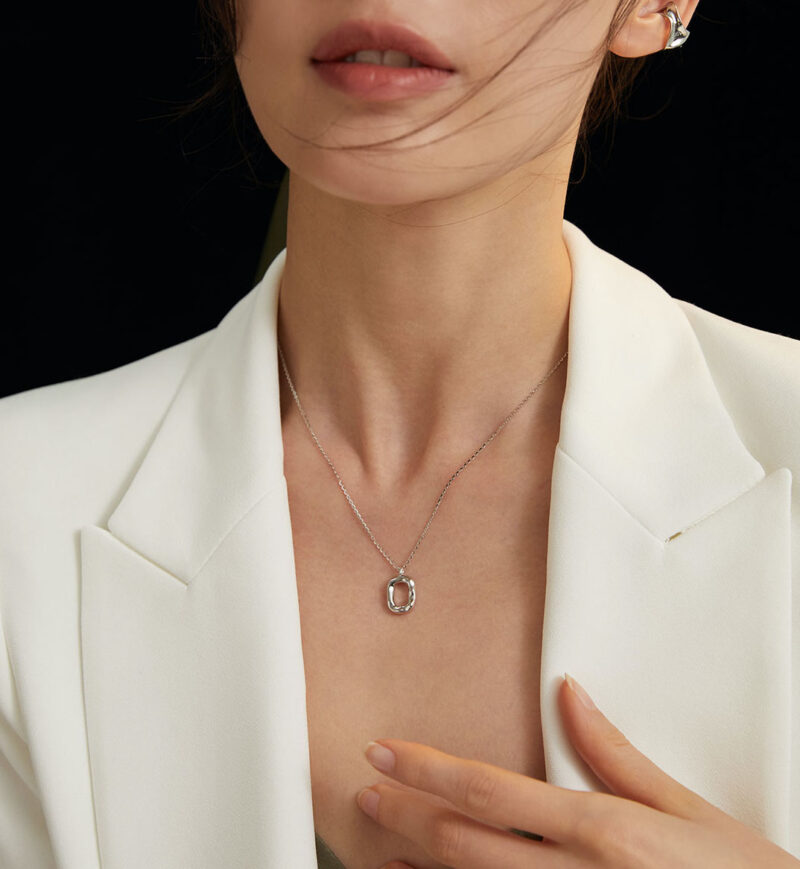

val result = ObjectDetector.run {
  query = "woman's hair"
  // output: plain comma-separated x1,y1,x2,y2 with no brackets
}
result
193,0,648,171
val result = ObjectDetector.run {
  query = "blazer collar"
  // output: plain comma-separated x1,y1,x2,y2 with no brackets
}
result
106,261,287,581
107,218,764,576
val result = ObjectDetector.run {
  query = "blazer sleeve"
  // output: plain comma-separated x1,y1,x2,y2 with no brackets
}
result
0,603,58,869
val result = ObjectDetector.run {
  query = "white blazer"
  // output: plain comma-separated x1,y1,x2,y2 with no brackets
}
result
1,220,798,868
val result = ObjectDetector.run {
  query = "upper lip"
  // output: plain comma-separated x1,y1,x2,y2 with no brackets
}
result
311,19,456,71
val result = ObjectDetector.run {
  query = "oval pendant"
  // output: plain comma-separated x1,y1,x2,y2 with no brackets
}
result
387,574,415,613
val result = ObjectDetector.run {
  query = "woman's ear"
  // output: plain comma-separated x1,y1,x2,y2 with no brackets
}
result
608,0,700,58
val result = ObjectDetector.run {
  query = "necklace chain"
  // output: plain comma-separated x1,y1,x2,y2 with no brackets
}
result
277,340,568,576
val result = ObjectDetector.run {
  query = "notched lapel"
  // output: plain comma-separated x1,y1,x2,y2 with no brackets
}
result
80,483,319,869
81,525,199,869
79,247,318,868
542,224,794,849
542,455,792,845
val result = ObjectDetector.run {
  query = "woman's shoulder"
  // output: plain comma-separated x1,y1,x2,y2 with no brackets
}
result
0,330,213,531
677,297,800,369
0,330,211,437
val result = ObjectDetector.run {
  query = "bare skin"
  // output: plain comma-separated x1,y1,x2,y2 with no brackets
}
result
234,1,701,866
277,174,569,867
280,342,566,868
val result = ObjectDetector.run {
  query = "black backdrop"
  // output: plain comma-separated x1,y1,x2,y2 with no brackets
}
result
4,0,796,398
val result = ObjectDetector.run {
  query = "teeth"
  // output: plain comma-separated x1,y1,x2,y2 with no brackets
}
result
342,50,424,68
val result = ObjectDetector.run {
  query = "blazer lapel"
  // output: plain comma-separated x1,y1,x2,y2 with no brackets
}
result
79,220,793,867
541,222,793,848
80,258,319,868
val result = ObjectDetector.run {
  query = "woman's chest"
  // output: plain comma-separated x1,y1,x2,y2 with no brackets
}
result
287,465,553,869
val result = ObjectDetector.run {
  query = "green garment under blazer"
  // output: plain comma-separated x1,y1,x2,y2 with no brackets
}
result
315,833,346,869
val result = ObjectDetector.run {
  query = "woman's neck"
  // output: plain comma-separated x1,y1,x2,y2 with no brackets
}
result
276,162,572,494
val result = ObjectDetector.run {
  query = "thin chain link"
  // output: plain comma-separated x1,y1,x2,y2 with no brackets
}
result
277,340,567,575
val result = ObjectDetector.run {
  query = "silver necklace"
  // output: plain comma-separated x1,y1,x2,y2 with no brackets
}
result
277,340,567,614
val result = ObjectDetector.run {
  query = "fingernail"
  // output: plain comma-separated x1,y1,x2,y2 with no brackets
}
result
565,672,596,710
365,741,396,773
357,787,380,820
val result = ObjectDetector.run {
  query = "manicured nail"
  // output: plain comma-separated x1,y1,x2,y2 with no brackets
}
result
365,741,396,773
357,787,380,820
565,672,596,710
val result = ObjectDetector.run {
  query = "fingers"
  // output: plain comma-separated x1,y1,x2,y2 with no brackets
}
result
364,738,593,846
558,676,721,823
362,782,571,869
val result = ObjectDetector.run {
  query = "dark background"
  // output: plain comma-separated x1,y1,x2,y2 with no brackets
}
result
4,0,796,398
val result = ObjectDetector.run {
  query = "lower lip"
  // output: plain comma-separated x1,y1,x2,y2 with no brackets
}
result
312,60,455,101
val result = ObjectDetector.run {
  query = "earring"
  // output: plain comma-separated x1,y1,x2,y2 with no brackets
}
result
659,2,690,50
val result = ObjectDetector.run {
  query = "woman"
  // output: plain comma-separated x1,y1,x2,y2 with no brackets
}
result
1,0,798,867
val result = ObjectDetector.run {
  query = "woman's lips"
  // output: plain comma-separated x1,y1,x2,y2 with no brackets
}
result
311,19,456,72
312,59,455,101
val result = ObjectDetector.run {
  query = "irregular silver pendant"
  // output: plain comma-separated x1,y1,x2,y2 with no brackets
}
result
387,573,415,613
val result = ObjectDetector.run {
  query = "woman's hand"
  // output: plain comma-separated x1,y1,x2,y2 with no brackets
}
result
355,673,799,868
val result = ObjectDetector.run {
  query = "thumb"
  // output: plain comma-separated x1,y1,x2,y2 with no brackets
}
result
560,673,714,821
